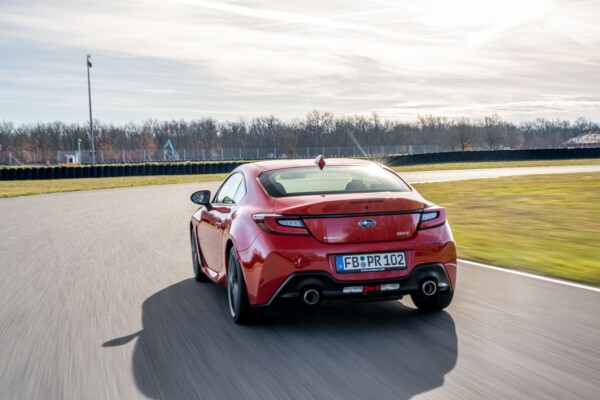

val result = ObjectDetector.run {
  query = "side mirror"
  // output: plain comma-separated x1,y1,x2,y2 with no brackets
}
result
191,190,211,208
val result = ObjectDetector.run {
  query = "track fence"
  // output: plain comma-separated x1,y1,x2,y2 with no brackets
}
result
1,148,598,181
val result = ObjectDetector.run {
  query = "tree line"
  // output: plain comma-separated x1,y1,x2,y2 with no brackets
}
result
0,111,597,164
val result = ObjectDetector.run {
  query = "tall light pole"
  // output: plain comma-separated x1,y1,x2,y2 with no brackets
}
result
87,54,96,165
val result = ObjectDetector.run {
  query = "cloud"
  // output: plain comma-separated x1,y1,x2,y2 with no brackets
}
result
171,0,443,43
370,96,600,122
0,0,599,123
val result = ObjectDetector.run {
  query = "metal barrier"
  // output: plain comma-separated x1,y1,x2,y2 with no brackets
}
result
384,148,600,166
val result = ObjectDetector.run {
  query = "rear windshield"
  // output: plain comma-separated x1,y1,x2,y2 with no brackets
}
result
258,166,411,197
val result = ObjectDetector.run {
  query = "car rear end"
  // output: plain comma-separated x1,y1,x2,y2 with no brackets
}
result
237,161,456,310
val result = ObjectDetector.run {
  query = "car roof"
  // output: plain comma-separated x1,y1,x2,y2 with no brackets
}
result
250,157,379,171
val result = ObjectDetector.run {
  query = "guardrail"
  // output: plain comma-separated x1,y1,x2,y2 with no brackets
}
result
1,148,598,181
0,162,244,181
383,148,600,166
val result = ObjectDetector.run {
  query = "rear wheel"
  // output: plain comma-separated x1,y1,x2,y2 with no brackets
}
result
410,290,454,312
190,229,209,282
227,247,264,324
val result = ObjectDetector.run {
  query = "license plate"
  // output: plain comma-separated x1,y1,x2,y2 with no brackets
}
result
335,252,406,273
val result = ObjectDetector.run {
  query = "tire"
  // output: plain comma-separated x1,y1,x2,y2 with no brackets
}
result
227,247,264,324
410,290,454,313
190,229,209,282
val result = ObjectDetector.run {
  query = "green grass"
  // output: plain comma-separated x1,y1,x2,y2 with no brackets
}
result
391,158,600,172
0,174,227,198
413,173,600,285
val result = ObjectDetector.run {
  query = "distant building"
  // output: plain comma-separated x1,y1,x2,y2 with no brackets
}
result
63,154,78,164
562,130,600,148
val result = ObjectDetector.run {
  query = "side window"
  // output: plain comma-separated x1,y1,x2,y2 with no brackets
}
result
214,173,244,204
233,179,247,203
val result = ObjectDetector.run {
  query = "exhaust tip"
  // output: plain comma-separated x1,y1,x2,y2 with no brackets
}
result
421,280,437,296
303,289,320,305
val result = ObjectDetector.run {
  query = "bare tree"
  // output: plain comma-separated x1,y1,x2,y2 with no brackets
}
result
573,117,595,134
305,110,334,147
453,118,476,151
1,113,597,164
482,114,503,149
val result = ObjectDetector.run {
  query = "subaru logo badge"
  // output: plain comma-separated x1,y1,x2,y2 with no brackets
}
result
359,219,376,228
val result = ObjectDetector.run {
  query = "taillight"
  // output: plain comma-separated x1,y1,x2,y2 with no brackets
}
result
252,214,310,235
418,208,446,230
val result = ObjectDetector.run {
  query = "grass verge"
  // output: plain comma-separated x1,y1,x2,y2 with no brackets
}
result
0,174,228,198
413,173,600,286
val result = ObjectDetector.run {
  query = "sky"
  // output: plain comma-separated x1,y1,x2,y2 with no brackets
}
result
1,0,599,124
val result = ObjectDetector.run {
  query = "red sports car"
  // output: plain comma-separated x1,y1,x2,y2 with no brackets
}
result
190,156,457,323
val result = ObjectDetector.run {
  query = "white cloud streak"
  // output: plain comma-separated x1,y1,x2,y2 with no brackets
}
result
171,0,443,43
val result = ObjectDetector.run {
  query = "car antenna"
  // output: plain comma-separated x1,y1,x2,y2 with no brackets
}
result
314,154,326,170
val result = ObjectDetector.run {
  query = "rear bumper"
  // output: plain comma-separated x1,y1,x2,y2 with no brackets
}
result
263,263,452,306
237,223,457,305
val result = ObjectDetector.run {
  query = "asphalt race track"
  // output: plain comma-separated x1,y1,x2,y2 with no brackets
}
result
1,166,599,399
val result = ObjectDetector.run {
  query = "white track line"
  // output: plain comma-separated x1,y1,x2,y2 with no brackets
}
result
459,259,600,293
411,178,491,184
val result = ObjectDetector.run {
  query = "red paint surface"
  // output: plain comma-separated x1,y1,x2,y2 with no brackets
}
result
191,159,457,305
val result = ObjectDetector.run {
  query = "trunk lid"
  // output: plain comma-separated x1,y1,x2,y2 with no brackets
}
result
273,193,429,244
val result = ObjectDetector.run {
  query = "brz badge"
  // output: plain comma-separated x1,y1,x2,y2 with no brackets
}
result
359,219,376,228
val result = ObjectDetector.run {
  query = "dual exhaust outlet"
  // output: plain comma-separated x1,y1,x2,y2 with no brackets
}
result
302,280,437,305
302,288,320,305
421,280,437,296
